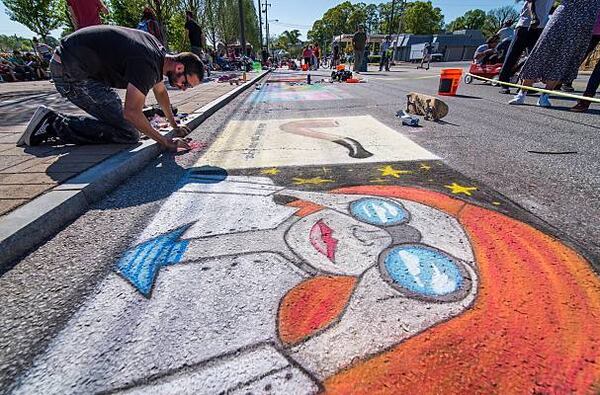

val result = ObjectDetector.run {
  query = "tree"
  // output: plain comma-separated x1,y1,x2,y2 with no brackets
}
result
402,1,444,35
3,0,62,40
273,29,302,57
378,1,402,35
482,5,518,37
446,9,486,32
0,34,34,52
446,16,465,32
108,0,146,28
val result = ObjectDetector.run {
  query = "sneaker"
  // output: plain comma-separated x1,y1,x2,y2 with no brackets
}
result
499,87,511,94
16,106,57,146
508,91,527,105
537,93,552,108
561,84,575,92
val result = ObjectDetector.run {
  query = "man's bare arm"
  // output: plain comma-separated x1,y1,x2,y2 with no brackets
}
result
124,83,189,151
152,82,178,128
152,82,191,137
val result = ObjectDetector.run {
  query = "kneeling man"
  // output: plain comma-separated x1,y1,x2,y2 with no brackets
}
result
18,25,204,152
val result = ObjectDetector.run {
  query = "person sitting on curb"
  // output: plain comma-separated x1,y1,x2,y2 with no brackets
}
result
17,25,204,152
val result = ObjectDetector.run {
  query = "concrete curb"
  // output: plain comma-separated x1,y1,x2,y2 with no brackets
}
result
0,70,270,273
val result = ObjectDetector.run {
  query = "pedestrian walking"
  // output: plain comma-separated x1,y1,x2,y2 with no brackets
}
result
498,0,554,94
418,42,432,70
571,11,600,112
331,41,340,69
510,0,600,108
313,43,321,70
302,46,313,69
67,0,108,30
17,26,204,152
137,7,164,44
562,10,600,93
352,25,367,73
185,10,203,57
379,36,392,72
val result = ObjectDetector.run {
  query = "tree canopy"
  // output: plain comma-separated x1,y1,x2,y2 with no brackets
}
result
2,0,260,52
446,6,519,37
306,1,444,49
3,0,62,40
402,1,443,35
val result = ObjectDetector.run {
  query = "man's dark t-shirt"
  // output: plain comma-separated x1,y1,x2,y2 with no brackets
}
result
58,25,165,95
353,31,367,51
185,19,202,47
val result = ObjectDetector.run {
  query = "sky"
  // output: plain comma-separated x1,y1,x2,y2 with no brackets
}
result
0,0,517,40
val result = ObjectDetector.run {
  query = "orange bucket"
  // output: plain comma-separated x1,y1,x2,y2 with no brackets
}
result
438,68,462,96
302,64,309,71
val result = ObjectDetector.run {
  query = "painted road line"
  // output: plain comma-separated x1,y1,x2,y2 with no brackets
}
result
198,115,439,169
467,73,600,103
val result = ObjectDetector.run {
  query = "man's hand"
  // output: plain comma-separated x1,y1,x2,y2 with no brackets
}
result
173,125,191,137
164,137,192,152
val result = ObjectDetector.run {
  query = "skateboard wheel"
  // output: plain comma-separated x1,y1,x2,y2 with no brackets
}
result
464,75,473,84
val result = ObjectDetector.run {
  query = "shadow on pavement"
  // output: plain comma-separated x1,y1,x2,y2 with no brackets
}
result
452,94,482,100
94,153,189,211
0,92,80,129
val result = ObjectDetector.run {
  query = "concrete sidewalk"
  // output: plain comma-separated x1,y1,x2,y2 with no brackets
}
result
0,75,255,216
0,71,268,269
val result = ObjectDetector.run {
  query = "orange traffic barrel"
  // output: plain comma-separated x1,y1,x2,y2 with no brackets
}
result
438,68,463,96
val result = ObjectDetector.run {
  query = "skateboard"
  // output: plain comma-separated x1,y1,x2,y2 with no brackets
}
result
406,92,448,121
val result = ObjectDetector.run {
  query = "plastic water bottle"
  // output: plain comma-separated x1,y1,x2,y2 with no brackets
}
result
397,110,420,126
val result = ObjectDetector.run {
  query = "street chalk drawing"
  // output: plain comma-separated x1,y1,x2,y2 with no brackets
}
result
252,82,353,103
280,119,373,159
200,116,439,169
383,244,463,297
116,225,191,296
15,166,600,394
113,169,599,393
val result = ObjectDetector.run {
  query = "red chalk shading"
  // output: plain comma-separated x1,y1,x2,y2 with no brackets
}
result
177,140,207,153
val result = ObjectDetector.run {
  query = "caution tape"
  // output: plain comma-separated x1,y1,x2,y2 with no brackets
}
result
465,73,600,104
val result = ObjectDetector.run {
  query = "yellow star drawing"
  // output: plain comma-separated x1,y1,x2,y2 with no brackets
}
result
420,163,432,171
378,165,413,178
292,177,334,185
445,182,478,196
260,168,280,175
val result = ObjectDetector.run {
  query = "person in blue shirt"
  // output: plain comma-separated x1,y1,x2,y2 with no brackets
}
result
379,36,392,72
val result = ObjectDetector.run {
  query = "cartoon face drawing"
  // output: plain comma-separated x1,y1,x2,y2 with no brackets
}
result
16,170,600,395
277,190,478,378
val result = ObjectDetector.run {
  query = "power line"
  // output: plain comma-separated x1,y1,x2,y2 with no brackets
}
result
269,21,312,29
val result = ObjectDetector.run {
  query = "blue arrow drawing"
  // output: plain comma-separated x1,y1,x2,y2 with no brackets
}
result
116,225,191,297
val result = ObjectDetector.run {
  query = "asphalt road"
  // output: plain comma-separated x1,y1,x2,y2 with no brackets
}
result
1,63,599,394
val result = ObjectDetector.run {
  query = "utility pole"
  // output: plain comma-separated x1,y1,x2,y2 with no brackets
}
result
238,0,247,56
263,3,271,56
388,0,396,35
257,0,264,50
392,0,406,62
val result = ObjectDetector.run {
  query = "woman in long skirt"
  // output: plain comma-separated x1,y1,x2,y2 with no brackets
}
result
509,0,600,107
